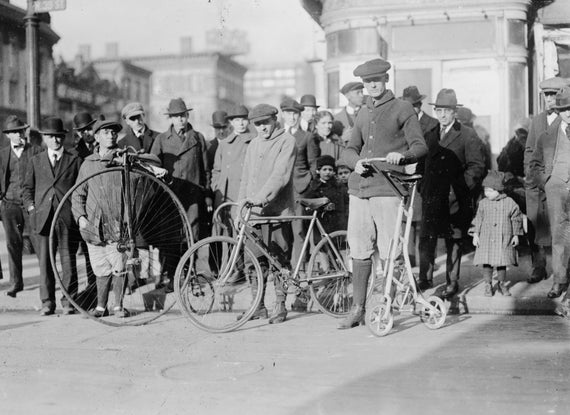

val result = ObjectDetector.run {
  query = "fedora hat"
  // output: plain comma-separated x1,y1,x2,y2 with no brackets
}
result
92,118,122,134
73,112,96,130
211,110,229,128
164,98,192,115
553,87,570,109
226,104,249,120
39,118,68,135
429,88,463,108
401,86,426,105
299,94,319,108
2,115,29,133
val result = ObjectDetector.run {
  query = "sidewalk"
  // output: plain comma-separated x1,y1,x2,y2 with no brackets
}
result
0,228,565,315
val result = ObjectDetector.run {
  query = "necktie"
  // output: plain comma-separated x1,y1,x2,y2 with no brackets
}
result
440,126,446,139
52,154,59,169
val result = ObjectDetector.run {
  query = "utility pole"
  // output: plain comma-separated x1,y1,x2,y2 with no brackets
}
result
25,0,40,128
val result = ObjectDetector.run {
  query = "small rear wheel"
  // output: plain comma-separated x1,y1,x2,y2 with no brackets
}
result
419,295,447,329
365,294,393,337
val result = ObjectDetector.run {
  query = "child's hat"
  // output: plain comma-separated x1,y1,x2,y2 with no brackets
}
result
317,155,336,170
482,170,505,192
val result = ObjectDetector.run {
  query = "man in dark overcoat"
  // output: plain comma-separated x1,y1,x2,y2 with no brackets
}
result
529,87,570,301
524,77,570,284
0,116,43,298
335,82,365,146
118,102,158,154
22,118,82,315
72,112,97,160
401,86,438,135
417,89,486,298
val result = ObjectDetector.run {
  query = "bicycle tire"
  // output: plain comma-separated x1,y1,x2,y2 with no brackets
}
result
49,167,193,326
307,230,352,317
175,236,264,333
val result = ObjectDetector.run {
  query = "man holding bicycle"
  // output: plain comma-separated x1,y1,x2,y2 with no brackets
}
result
338,58,427,330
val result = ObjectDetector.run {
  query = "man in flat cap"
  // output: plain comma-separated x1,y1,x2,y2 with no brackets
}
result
23,117,82,316
72,112,97,159
336,82,365,146
150,98,210,289
338,57,427,329
118,102,158,154
525,77,570,285
299,94,319,133
0,115,43,298
238,103,296,324
417,89,486,298
529,87,570,302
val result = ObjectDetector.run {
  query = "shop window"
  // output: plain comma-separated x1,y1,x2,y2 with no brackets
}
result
508,20,526,47
327,27,381,58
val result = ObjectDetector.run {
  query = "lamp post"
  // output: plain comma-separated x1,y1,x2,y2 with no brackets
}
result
25,0,40,128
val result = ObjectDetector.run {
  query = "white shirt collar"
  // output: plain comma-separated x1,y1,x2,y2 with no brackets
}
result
48,148,64,160
560,120,568,134
548,111,558,126
11,143,24,158
417,111,424,121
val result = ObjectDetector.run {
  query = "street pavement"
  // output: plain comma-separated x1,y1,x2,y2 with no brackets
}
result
0,229,569,414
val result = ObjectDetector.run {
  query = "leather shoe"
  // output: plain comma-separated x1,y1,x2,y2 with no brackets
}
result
6,288,23,298
40,307,55,316
417,279,433,291
527,274,547,284
62,306,76,315
547,283,568,299
442,281,459,298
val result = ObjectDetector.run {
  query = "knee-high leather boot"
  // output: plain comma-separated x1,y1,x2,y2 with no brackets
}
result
338,258,372,329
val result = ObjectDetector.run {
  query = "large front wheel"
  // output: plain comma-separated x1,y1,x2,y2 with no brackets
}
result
175,236,264,333
307,230,352,317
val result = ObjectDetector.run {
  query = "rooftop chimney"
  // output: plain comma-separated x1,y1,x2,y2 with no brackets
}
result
105,42,119,59
180,37,193,55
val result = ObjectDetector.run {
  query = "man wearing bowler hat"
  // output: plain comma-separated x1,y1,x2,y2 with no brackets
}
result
338,58,427,329
336,82,365,145
151,98,210,288
23,118,82,316
72,112,97,159
238,103,296,323
401,86,438,135
206,110,230,177
118,102,158,154
525,77,570,285
417,89,485,298
0,115,43,298
299,94,319,132
529,86,570,302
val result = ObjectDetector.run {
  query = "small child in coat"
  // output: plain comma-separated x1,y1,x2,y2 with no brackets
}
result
471,170,524,296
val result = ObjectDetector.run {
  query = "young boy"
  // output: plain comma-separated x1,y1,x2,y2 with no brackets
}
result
305,155,347,235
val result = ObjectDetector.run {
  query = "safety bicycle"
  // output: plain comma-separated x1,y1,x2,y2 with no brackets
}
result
49,147,193,326
174,198,352,333
362,158,447,336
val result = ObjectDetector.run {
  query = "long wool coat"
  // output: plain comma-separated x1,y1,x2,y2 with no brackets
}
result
471,194,524,266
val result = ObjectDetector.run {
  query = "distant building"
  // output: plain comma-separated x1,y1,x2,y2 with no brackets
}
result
0,0,59,130
92,39,248,136
244,62,317,108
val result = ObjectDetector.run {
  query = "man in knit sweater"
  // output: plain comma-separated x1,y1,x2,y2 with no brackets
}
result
238,104,297,324
338,58,427,330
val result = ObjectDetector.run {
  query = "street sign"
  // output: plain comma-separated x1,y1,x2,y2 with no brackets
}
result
32,0,66,13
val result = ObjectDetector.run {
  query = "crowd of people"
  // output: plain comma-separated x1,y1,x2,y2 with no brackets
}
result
2,56,570,323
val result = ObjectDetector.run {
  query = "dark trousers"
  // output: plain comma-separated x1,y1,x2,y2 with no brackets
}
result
419,235,463,283
1,201,38,290
37,221,79,309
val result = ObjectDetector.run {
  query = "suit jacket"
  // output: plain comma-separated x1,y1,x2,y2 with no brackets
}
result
73,138,94,160
524,111,552,175
22,149,82,235
118,126,158,154
292,128,319,195
0,143,43,200
529,117,564,189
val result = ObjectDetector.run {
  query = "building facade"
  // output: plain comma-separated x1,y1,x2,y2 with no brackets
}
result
302,0,546,156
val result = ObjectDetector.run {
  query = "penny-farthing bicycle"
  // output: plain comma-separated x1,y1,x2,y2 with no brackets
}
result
49,148,193,326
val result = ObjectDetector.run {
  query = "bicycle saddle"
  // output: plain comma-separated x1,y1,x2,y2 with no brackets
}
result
384,170,423,182
297,197,330,210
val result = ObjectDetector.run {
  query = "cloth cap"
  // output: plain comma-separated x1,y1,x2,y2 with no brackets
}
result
539,77,570,93
2,115,29,133
299,94,319,108
456,107,474,124
211,110,229,128
280,98,304,113
39,118,68,135
482,170,505,192
248,104,278,122
353,58,391,79
122,102,145,119
316,155,336,170
226,104,249,120
553,87,570,109
340,82,364,95
92,118,122,134
72,112,96,130
164,98,192,115
429,88,463,108
401,86,426,105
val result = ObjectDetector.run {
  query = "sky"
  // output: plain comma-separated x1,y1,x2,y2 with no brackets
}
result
13,0,324,64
